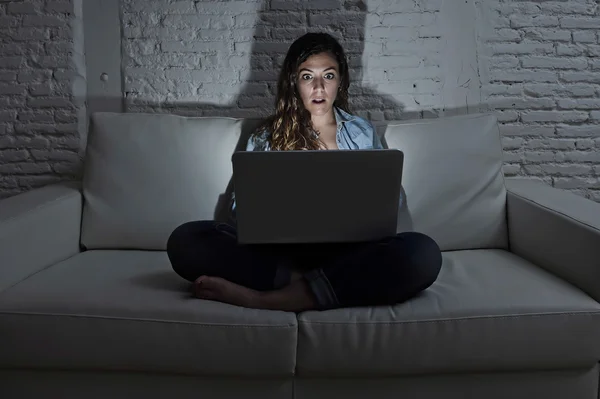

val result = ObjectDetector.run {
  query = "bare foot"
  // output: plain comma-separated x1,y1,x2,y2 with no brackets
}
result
193,275,319,312
193,276,260,308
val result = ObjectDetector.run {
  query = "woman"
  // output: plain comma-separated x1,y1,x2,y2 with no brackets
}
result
167,32,442,312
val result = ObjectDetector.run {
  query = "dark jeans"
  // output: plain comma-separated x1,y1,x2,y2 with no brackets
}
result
167,220,443,310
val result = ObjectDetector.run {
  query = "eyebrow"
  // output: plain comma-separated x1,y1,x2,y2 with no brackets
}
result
299,67,338,73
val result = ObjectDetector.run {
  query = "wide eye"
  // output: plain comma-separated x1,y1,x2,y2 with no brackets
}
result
301,74,312,80
325,73,335,80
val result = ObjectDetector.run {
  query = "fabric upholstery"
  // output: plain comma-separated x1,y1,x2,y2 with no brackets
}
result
296,249,600,376
0,250,297,376
506,178,600,303
381,113,508,251
0,182,81,293
81,112,245,250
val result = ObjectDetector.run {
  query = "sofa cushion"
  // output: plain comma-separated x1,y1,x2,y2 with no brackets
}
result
380,113,508,251
0,250,297,376
296,249,600,376
81,112,245,250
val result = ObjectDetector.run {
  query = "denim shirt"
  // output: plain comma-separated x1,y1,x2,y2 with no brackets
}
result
246,107,383,151
230,107,404,223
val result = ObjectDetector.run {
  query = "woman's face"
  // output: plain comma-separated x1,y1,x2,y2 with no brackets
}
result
296,52,340,118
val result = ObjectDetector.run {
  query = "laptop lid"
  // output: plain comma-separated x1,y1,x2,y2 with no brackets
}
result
232,149,404,244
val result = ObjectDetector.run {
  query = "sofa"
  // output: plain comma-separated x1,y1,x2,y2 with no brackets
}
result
1,111,600,399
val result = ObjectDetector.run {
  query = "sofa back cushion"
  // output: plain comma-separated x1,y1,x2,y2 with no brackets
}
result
380,113,508,251
81,112,253,250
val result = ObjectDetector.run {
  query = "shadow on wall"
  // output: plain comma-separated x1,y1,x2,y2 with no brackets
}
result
122,0,410,135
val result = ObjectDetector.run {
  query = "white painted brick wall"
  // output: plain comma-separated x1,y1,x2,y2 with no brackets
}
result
122,0,445,120
2,0,599,203
478,0,600,202
0,0,86,199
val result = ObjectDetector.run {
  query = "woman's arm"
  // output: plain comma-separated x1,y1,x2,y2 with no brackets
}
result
246,130,271,152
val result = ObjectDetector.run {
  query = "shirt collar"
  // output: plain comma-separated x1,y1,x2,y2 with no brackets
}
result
334,107,357,126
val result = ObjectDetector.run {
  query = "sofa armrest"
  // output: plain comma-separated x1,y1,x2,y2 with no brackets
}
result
0,182,82,292
506,178,600,302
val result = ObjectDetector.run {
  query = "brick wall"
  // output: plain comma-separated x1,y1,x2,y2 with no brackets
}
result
478,0,600,201
0,0,86,199
1,0,600,202
122,0,446,120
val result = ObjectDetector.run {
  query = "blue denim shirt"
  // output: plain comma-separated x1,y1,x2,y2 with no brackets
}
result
246,107,383,151
230,107,403,222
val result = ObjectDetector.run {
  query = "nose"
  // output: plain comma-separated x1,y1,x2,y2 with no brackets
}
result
314,77,325,90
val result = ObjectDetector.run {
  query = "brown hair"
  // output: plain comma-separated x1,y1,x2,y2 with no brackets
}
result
255,32,351,150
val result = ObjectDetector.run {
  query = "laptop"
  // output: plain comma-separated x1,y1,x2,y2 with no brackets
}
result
231,149,404,245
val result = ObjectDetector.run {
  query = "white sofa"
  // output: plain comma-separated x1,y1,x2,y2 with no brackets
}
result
1,112,600,399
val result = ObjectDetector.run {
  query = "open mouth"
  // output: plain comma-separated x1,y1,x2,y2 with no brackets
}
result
312,99,326,104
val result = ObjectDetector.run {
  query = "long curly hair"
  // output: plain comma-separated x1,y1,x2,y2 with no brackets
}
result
256,32,351,151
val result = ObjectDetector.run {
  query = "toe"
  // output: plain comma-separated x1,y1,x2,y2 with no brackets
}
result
194,275,209,285
193,276,228,301
198,276,227,291
193,276,212,298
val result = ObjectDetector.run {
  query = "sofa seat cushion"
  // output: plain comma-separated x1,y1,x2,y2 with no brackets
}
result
296,249,600,376
0,250,297,377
